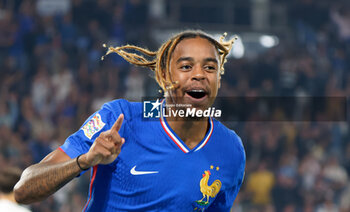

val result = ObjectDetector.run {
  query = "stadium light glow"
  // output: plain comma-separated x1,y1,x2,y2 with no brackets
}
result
231,36,244,59
259,35,279,48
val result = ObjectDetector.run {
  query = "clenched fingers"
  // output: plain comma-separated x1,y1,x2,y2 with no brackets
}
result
95,136,118,154
100,129,123,145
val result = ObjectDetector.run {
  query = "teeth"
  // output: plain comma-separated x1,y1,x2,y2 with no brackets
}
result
189,90,205,93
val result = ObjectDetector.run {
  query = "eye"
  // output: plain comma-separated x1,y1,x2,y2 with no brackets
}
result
180,65,192,71
204,65,217,72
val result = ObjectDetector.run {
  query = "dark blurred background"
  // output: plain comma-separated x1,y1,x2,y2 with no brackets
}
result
0,0,350,211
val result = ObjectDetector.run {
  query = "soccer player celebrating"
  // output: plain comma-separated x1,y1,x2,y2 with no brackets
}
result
14,30,246,212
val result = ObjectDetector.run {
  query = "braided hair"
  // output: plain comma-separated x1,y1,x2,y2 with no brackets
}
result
102,30,236,92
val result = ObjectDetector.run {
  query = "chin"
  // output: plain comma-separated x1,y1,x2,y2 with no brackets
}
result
185,98,217,115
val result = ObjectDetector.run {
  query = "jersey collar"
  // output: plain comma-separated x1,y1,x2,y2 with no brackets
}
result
159,99,214,153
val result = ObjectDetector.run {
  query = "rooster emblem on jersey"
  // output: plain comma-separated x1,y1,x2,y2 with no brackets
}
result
195,170,222,206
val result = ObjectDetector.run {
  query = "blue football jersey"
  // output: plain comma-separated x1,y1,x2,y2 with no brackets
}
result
59,99,246,212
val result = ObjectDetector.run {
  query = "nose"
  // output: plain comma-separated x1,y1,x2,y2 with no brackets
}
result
191,65,206,81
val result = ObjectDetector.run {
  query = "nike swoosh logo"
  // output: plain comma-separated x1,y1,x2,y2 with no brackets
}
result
130,165,159,175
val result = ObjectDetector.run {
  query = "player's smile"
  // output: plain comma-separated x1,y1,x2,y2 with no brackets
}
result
183,85,209,105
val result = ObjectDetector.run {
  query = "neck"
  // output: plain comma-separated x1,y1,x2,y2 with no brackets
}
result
167,118,209,150
0,193,16,203
165,111,209,150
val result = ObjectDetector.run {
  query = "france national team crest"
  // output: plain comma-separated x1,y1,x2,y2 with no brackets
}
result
81,113,106,139
193,166,222,211
143,99,162,118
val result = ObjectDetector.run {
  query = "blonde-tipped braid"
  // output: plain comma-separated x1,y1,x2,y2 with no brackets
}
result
101,31,237,93
216,33,237,75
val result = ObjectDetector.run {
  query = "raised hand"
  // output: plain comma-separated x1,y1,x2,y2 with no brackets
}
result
80,114,125,168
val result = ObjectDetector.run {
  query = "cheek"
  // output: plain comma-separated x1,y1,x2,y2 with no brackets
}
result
171,69,188,84
209,75,220,96
218,75,221,89
210,74,220,88
169,64,180,81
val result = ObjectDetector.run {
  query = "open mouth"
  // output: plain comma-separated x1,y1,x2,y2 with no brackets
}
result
185,90,208,100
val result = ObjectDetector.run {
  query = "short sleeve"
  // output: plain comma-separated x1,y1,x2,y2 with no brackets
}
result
59,100,125,159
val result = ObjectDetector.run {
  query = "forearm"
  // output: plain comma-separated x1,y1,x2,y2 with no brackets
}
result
14,158,85,204
13,113,125,204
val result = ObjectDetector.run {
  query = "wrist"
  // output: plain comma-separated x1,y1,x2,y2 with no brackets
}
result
76,154,90,171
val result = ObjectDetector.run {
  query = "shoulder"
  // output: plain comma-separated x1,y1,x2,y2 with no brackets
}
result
213,119,245,160
102,99,142,120
102,99,141,113
212,120,246,184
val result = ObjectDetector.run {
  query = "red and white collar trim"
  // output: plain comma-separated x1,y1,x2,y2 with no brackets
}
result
159,100,214,153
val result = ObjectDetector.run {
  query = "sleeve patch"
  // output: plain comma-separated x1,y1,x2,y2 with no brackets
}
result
81,113,106,139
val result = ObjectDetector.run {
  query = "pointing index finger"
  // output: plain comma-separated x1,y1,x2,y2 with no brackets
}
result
112,114,124,132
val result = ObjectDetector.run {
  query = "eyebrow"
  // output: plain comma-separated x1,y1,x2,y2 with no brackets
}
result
176,57,218,64
204,58,218,64
176,57,193,64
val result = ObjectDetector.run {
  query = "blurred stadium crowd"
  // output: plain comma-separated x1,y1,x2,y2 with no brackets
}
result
0,0,350,211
